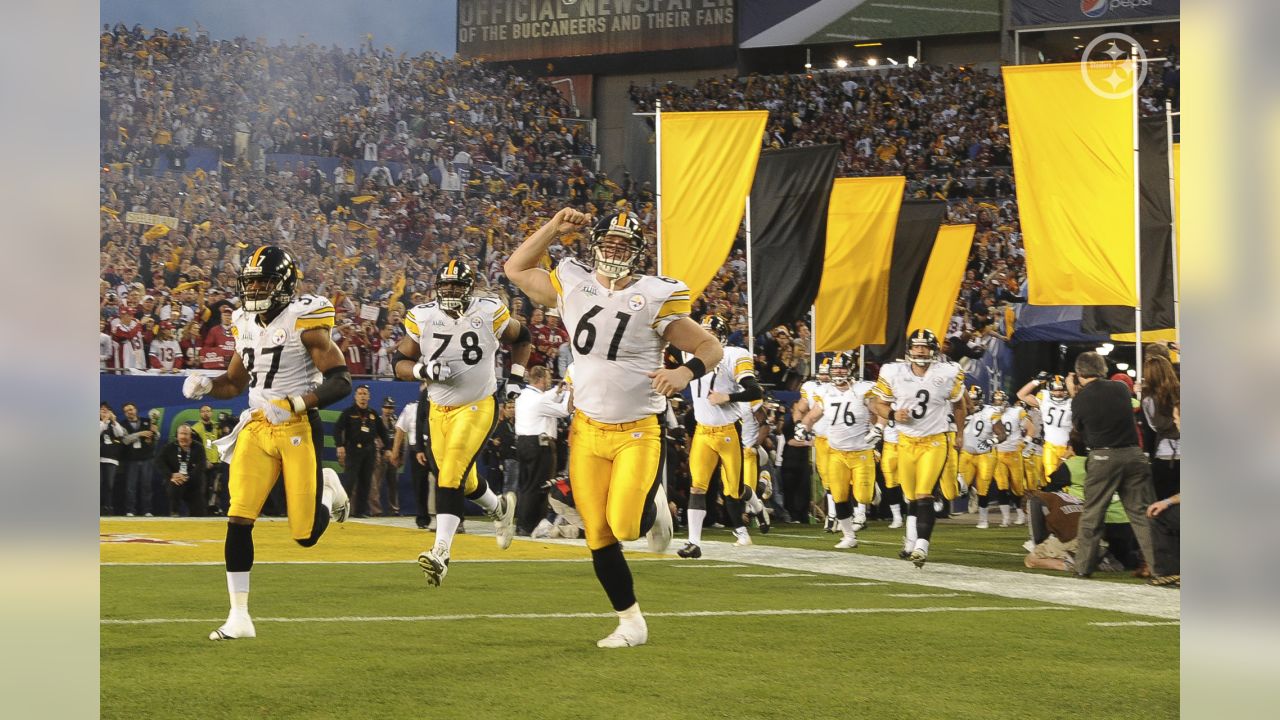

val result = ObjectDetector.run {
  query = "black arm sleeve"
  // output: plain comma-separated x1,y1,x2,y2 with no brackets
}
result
512,323,531,345
314,366,352,411
392,349,417,374
727,376,764,403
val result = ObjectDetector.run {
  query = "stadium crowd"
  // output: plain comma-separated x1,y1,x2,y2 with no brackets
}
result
99,27,1179,584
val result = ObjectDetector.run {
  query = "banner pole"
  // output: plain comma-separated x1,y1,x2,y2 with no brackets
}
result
654,99,663,277
858,344,865,380
745,195,754,352
1165,99,1180,347
809,306,816,377
1131,45,1144,394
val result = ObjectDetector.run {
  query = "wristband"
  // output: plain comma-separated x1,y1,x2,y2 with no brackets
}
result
289,395,307,413
509,363,526,381
681,357,707,378
413,362,429,381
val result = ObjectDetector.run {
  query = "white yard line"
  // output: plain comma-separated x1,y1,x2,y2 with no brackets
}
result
1088,620,1181,627
735,572,817,578
809,582,889,587
888,592,969,598
102,605,1073,626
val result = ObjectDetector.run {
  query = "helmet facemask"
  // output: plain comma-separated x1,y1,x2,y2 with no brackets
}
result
591,232,642,284
238,271,288,314
436,280,472,317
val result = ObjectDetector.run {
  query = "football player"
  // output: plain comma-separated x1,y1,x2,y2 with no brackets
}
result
959,386,1002,528
182,245,352,640
739,396,772,532
990,390,1032,526
876,404,904,529
803,352,876,548
505,208,722,648
1021,400,1046,491
392,260,532,587
1017,373,1074,478
869,329,966,567
677,314,765,556
796,358,837,530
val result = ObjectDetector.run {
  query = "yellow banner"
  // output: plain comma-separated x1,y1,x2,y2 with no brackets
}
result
1003,62,1136,306
659,111,767,299
907,224,976,341
814,177,905,351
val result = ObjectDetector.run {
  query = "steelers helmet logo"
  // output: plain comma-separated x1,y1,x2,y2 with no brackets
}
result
270,328,287,345
628,294,646,311
470,317,483,329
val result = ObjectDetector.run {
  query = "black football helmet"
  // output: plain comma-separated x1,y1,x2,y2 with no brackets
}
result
435,260,475,316
239,245,299,314
1047,375,1069,401
906,328,939,366
589,211,645,280
829,352,854,386
967,384,984,405
700,314,729,343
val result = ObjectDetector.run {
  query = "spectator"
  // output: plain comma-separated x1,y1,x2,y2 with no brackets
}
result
189,405,224,515
147,321,184,372
368,397,401,517
334,385,389,518
100,403,126,515
110,306,146,370
1141,355,1181,500
117,402,156,516
780,405,813,524
155,424,207,517
514,366,571,535
489,398,519,497
1146,493,1180,587
200,305,236,369
1067,352,1158,578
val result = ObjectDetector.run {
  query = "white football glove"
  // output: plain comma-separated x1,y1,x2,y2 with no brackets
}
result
956,473,969,494
873,482,883,506
794,424,812,442
413,360,453,382
976,439,994,453
864,424,884,445
182,374,213,400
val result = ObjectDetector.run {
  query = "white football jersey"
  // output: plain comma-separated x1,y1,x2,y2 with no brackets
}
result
550,258,690,424
962,405,1002,453
994,406,1028,452
811,383,839,437
232,295,335,410
824,380,877,451
872,360,964,438
688,345,754,427
883,420,899,443
404,296,512,407
739,399,764,449
1037,390,1074,446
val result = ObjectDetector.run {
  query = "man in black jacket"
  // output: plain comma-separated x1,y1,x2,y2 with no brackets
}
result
334,385,389,518
155,424,207,516
118,402,156,516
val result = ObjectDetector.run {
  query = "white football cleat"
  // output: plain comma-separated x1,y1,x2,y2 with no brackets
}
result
531,518,553,539
834,536,859,549
910,548,929,568
647,483,674,553
976,521,990,529
492,492,517,550
597,622,648,649
322,468,349,523
209,616,256,640
1014,508,1026,526
888,517,903,529
733,528,752,547
1022,539,1036,552
418,548,449,587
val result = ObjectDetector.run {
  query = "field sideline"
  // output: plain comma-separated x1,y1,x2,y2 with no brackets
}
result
102,518,1179,719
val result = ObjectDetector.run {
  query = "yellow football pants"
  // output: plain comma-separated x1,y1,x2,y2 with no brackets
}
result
813,435,830,491
995,448,1026,495
569,414,663,551
1043,442,1069,478
228,408,324,542
1023,453,1045,491
881,440,899,489
959,451,996,496
690,422,744,499
743,444,759,493
428,397,496,493
826,448,876,504
896,433,958,501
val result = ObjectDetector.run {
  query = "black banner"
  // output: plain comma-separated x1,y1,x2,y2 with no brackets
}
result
747,145,840,335
868,200,947,363
1081,116,1175,336
1011,0,1180,28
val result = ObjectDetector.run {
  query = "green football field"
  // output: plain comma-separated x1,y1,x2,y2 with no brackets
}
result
101,518,1179,719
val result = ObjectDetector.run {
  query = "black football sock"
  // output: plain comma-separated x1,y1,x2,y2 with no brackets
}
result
225,522,254,572
591,542,635,611
915,498,937,542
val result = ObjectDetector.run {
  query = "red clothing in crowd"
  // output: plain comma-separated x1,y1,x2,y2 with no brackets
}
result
201,323,236,369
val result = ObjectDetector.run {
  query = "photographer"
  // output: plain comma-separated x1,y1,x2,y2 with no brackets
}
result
100,403,126,515
154,424,206,516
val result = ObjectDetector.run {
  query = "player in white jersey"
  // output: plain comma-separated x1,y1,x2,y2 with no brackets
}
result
796,359,838,530
181,245,352,641
393,260,531,587
803,352,877,548
739,397,772,529
959,386,1003,528
1021,402,1046,491
506,208,721,648
1018,374,1074,478
869,329,965,567
677,315,765,556
990,390,1033,526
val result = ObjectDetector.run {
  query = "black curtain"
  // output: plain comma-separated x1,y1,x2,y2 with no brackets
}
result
747,145,840,334
1081,115,1176,335
867,200,947,362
